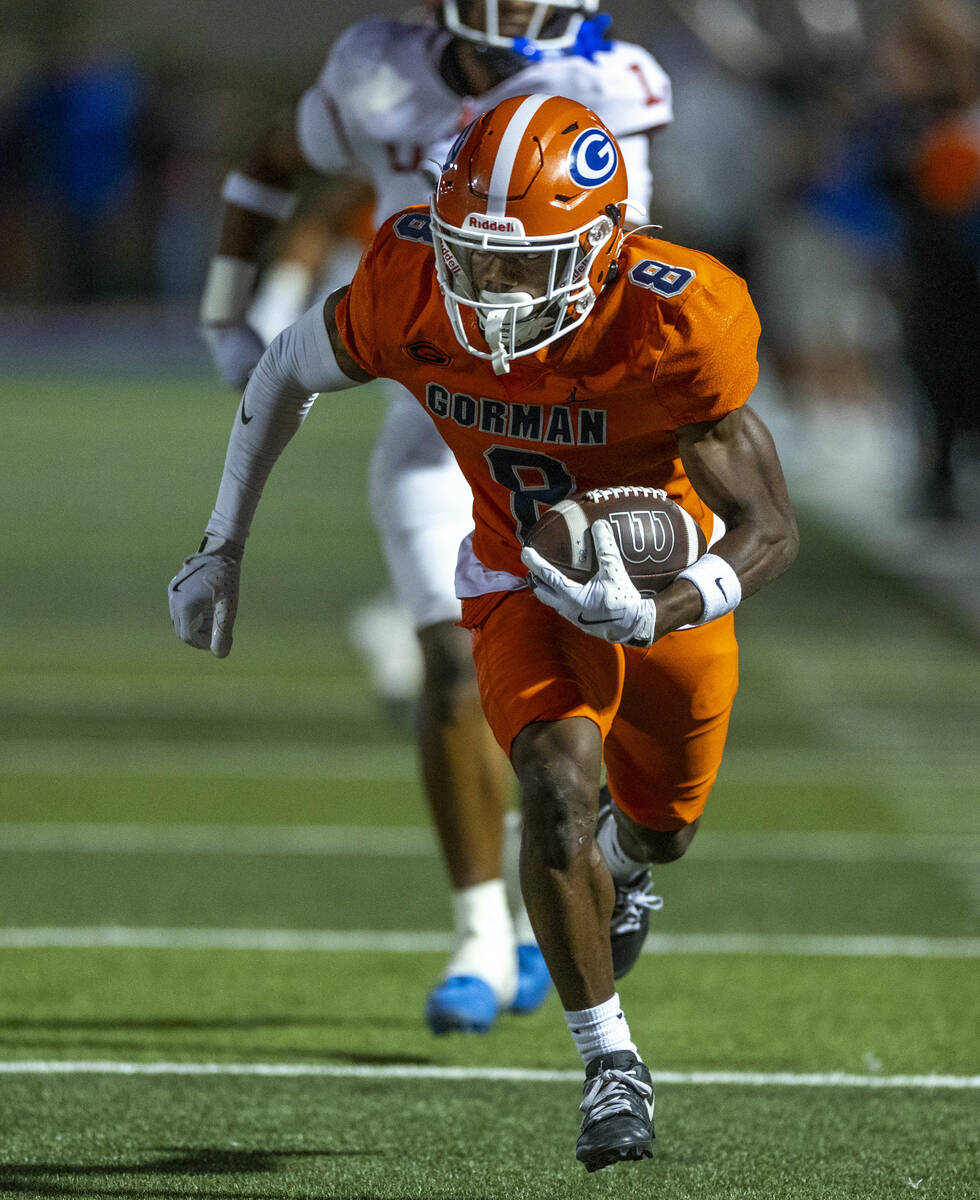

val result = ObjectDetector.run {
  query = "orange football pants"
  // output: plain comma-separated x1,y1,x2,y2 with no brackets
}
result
461,589,739,831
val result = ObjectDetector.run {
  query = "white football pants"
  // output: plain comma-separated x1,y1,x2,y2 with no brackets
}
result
369,379,474,631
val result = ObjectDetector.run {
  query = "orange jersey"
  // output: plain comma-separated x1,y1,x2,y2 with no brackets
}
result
336,206,761,582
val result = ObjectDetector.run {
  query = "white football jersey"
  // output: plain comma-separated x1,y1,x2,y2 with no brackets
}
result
296,17,671,226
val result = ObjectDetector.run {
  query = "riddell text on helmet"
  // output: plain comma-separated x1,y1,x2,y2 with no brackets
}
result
463,214,526,235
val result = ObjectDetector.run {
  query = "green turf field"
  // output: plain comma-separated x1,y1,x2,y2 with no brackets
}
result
1,374,977,1198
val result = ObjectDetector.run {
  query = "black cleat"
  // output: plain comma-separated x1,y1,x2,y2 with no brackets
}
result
576,1050,655,1172
597,790,663,978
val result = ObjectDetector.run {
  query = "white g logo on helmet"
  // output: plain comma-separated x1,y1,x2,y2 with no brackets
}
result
568,129,618,188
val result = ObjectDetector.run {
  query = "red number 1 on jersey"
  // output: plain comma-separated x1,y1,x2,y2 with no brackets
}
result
629,62,665,106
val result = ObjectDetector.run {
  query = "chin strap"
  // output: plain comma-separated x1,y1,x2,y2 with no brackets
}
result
483,311,512,375
479,290,535,376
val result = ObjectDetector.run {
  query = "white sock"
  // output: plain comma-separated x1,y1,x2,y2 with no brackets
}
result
597,804,648,883
513,908,537,946
564,993,638,1064
446,879,517,1005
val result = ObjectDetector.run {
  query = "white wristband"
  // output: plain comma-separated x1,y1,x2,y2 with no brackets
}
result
676,553,742,626
200,255,258,325
221,170,298,222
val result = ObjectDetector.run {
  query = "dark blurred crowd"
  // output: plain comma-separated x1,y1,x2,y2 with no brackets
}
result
0,11,289,303
1,0,977,516
653,0,980,519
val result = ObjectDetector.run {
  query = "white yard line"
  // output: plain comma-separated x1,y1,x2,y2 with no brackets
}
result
1,926,977,957
1,823,977,864
0,1060,975,1088
771,663,980,918
0,741,417,781
0,823,435,856
2,739,977,786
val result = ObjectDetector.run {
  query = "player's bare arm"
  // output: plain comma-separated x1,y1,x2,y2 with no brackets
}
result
658,405,799,636
200,107,312,389
217,109,309,259
523,405,798,648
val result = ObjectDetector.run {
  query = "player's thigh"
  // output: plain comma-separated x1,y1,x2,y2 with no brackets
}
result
464,589,625,758
368,382,458,500
604,615,739,831
369,383,474,629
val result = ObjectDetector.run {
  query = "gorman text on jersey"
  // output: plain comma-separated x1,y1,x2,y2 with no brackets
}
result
425,384,607,446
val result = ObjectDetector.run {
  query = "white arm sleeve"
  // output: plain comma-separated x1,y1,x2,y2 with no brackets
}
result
207,301,361,545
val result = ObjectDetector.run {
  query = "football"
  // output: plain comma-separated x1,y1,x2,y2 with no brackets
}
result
525,486,707,596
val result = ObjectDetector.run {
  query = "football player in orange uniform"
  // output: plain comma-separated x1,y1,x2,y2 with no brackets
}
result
170,95,798,1171
201,0,673,1036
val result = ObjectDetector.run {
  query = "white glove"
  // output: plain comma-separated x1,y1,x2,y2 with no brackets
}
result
201,322,265,390
169,538,242,658
521,519,657,647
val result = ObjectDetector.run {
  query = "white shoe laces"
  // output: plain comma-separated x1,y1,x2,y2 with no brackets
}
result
580,1067,654,1126
611,879,663,935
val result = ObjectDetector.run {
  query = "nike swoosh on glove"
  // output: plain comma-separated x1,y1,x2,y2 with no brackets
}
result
169,551,241,658
201,322,265,390
521,519,656,647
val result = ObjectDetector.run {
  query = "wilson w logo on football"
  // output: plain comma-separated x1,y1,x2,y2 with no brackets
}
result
608,510,675,564
524,488,707,595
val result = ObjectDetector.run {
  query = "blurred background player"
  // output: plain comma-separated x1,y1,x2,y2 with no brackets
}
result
197,0,673,1034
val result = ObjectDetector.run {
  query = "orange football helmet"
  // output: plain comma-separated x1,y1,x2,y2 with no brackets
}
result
430,93,628,374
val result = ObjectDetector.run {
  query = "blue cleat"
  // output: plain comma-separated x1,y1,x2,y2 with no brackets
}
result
425,975,498,1034
510,943,552,1014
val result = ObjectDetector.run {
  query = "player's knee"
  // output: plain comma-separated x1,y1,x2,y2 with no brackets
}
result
518,759,595,874
630,819,699,864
